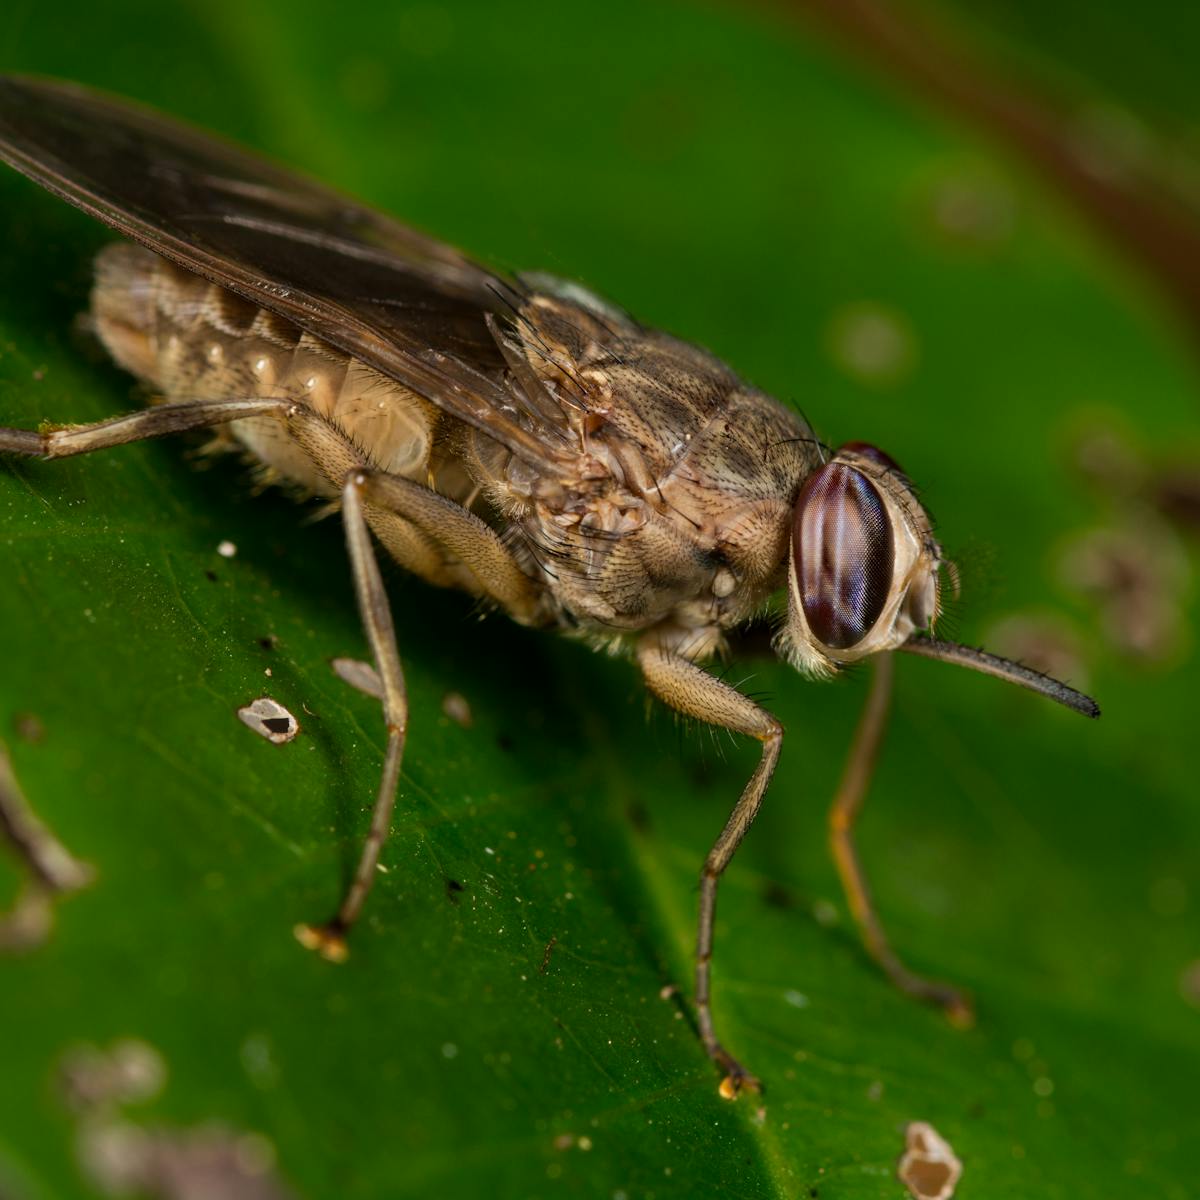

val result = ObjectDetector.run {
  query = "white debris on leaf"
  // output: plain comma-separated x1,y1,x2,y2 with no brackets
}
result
441,691,472,728
61,1040,295,1199
61,1039,167,1112
331,657,382,700
237,698,299,745
898,1121,962,1200
217,540,238,558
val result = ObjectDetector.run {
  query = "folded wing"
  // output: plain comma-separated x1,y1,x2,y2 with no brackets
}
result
0,74,572,472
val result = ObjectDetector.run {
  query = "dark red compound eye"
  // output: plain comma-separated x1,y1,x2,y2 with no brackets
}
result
793,462,894,649
842,440,905,476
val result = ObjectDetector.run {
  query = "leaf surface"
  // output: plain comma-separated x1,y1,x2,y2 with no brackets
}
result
0,2,1197,1197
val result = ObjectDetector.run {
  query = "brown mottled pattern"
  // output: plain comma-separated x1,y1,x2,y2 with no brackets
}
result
504,300,818,638
91,246,817,649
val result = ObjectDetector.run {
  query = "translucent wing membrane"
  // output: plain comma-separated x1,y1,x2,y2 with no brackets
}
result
0,74,570,472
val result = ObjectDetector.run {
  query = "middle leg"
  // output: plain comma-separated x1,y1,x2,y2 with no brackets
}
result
293,470,409,961
283,410,546,956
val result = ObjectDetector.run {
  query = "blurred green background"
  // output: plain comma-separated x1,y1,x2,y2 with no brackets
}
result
0,1,1197,1197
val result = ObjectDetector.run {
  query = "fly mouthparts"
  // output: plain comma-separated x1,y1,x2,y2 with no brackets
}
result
900,635,1101,719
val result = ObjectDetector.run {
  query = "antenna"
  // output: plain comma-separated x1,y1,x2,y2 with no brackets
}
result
901,636,1100,718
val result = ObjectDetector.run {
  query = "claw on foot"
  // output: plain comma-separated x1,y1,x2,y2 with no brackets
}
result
895,966,975,1029
294,921,349,963
714,1056,762,1100
943,992,975,1030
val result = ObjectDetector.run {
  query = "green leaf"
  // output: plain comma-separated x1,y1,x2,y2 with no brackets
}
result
1,2,1197,1197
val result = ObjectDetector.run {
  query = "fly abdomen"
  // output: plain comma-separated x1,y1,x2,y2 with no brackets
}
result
91,243,439,491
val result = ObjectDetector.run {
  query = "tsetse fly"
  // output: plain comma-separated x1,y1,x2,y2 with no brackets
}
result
0,75,1098,1095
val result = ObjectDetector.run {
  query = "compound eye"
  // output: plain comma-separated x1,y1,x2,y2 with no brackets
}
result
841,440,904,476
793,463,895,649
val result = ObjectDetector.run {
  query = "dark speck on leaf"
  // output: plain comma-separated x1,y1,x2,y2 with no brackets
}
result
496,732,514,752
445,878,465,904
764,882,797,910
262,717,291,736
258,636,277,651
204,569,218,583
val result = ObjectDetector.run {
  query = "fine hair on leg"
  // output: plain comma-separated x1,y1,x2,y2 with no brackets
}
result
637,632,783,1096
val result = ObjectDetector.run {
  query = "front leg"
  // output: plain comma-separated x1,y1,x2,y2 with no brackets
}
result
636,631,782,1098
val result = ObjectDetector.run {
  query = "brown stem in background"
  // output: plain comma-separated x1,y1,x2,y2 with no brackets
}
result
779,0,1200,344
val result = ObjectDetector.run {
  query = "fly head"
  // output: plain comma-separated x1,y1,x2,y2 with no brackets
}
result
782,441,943,676
778,440,1099,717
